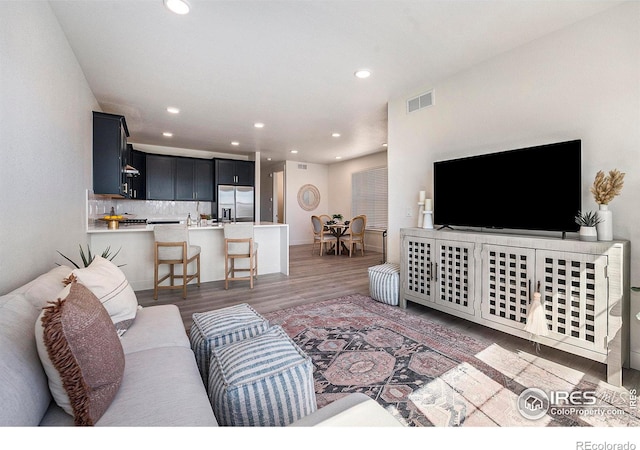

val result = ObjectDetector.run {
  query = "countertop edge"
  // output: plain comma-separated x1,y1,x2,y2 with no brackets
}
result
87,222,288,234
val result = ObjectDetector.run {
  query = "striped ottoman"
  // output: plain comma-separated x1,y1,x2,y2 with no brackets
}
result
368,263,400,306
189,303,269,385
208,325,317,426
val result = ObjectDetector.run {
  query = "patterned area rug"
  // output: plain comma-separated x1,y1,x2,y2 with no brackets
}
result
264,294,639,427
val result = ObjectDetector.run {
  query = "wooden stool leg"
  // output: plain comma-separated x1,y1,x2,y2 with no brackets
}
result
197,254,201,286
224,255,229,290
182,258,187,299
154,262,159,300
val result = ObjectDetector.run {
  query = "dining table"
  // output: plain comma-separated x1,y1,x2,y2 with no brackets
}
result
326,223,349,256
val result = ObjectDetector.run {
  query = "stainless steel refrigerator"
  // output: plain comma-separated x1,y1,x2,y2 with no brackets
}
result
218,185,255,222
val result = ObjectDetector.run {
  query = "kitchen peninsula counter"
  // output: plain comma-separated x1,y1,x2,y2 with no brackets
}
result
87,222,289,291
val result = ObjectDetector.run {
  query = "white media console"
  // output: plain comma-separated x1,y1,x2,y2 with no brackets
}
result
400,227,630,387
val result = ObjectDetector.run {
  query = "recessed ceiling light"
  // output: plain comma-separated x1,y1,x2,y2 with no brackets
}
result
267,157,272,161
164,0,190,15
231,141,240,146
254,122,265,128
382,143,388,147
290,150,298,154
354,69,371,79
163,132,173,137
332,133,341,138
335,156,342,160
166,107,180,114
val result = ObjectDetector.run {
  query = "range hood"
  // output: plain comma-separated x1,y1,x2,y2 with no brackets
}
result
123,164,140,176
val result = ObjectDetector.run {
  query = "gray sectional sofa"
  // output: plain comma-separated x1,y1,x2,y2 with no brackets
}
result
0,265,401,427
1,265,216,426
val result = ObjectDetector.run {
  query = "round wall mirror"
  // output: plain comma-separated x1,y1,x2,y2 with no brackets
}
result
297,184,320,211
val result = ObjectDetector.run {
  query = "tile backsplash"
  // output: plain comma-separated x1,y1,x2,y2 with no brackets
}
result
87,191,213,221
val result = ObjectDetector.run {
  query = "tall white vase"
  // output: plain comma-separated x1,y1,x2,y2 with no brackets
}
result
596,204,613,241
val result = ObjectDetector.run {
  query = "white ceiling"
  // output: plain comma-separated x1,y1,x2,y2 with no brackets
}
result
50,0,619,164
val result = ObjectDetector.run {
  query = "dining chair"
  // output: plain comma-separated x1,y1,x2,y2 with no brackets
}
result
311,215,337,256
153,224,201,299
319,214,332,226
224,222,258,289
344,215,366,257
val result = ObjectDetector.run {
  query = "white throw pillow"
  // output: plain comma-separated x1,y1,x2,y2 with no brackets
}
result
70,256,138,335
20,265,73,309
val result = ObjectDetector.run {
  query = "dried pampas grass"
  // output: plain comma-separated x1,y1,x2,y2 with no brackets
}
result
590,169,625,205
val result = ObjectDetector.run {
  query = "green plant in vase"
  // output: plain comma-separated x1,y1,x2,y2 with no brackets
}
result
57,244,123,268
574,210,602,227
575,211,601,242
332,213,343,222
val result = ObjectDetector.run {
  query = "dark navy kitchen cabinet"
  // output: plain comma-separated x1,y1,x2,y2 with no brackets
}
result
193,159,214,201
147,154,213,201
146,154,175,200
92,111,130,197
215,159,254,186
175,157,213,201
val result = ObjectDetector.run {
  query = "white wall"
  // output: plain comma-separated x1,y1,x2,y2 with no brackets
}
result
0,2,99,294
328,151,388,253
387,3,640,369
285,161,329,245
285,152,388,248
328,151,387,220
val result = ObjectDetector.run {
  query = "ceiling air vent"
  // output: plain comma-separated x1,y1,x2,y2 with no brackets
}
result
407,90,434,113
297,164,307,170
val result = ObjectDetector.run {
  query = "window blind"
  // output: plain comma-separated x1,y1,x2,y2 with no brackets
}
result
351,166,388,229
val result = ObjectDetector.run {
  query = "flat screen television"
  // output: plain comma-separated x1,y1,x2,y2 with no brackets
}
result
433,140,581,233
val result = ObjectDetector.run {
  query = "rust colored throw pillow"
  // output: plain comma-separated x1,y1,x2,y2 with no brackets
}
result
36,281,125,426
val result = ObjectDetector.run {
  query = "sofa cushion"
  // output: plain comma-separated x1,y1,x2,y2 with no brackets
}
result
39,346,217,427
97,346,217,426
0,293,52,426
69,256,138,336
35,282,125,426
119,304,190,355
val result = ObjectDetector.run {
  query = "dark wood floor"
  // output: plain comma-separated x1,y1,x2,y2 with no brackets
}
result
136,244,639,391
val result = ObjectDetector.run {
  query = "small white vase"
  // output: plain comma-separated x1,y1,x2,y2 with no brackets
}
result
596,204,613,241
422,210,433,229
579,226,597,242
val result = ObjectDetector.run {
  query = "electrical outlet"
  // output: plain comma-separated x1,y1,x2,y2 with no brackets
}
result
406,208,413,217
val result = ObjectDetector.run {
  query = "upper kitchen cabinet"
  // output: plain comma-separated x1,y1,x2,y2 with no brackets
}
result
146,153,175,200
175,157,213,201
146,154,213,201
215,159,255,186
93,111,135,197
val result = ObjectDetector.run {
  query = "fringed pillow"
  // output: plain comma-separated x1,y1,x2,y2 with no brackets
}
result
35,281,125,426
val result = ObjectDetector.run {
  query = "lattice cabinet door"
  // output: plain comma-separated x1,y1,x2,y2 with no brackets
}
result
402,236,435,304
536,250,608,354
434,240,475,315
481,244,536,330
